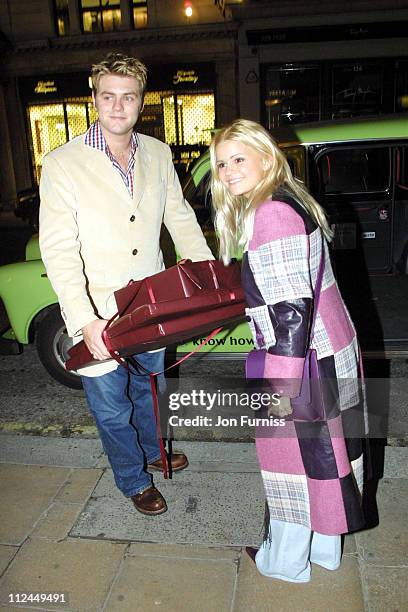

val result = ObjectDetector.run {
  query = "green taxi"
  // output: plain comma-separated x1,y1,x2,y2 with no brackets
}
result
1,114,407,388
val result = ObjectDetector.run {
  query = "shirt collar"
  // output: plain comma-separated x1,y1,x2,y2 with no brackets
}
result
84,120,138,156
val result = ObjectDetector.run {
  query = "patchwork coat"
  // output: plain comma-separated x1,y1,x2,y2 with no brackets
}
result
242,192,366,536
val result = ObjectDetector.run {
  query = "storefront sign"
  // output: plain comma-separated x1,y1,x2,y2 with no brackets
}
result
19,73,90,104
247,20,408,45
20,63,215,105
34,80,57,95
268,89,296,98
149,63,214,91
173,70,199,85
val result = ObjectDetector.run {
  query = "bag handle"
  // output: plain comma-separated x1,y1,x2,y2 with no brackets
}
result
176,259,222,291
309,232,325,343
177,259,203,290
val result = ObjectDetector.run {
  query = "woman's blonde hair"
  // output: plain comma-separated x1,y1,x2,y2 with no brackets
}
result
210,119,332,263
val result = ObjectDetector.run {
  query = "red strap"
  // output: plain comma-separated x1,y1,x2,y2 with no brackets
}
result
151,326,223,376
150,374,169,479
147,326,223,479
102,319,223,478
146,279,156,304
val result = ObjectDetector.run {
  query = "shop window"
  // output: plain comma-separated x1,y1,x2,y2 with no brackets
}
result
263,64,321,129
331,62,383,119
162,92,215,174
80,0,121,33
174,94,215,146
54,0,70,36
139,91,215,176
27,98,95,184
28,104,66,184
317,148,390,195
160,93,215,147
66,102,88,139
133,1,147,28
87,102,98,125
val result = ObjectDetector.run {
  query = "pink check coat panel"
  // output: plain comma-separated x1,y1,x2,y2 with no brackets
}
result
243,196,366,535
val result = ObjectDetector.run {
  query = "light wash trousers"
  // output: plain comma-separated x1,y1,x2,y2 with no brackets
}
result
255,519,341,583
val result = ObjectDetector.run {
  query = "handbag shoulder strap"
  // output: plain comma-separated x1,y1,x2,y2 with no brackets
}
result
309,231,325,342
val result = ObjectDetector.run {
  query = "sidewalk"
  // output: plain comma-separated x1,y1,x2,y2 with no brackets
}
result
0,435,406,612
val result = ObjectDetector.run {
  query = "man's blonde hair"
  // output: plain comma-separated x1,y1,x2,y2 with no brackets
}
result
210,119,333,264
91,52,147,96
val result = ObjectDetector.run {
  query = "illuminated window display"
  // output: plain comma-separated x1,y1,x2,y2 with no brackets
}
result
80,0,121,33
263,64,320,129
27,98,97,183
54,0,70,35
133,1,148,28
21,64,216,183
262,57,404,127
141,90,215,174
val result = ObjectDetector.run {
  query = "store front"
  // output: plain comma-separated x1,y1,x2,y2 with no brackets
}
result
19,62,216,184
261,57,407,129
137,63,216,178
242,21,408,129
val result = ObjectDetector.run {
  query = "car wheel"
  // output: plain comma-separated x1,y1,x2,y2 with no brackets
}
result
36,307,82,389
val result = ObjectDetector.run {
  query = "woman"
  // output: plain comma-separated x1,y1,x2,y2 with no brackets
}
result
210,119,366,583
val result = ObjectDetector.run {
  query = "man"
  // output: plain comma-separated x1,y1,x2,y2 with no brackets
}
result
39,52,213,516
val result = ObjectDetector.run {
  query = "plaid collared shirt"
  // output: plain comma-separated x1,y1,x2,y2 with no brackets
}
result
84,120,137,197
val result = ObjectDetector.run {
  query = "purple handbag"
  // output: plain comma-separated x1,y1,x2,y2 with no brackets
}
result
246,233,326,422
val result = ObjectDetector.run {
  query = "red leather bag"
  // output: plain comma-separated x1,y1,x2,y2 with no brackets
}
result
65,259,245,371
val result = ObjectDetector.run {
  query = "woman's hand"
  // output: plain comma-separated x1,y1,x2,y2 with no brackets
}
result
268,395,292,418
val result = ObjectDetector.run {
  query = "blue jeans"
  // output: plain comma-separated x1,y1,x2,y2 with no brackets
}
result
82,351,165,497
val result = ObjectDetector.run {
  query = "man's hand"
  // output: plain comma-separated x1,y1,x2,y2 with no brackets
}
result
268,395,292,418
82,319,111,360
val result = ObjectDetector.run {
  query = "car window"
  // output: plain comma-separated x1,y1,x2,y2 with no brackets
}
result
396,147,408,190
284,146,306,181
187,170,213,229
317,147,390,194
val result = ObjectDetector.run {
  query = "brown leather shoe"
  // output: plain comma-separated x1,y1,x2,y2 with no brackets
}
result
131,487,167,515
148,452,189,472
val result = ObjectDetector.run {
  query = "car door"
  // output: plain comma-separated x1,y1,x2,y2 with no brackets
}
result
393,144,408,273
312,143,393,272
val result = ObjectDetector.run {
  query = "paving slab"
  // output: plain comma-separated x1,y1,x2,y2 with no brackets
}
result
71,469,265,547
233,552,364,612
104,551,237,612
165,441,257,463
359,563,408,612
0,538,126,611
55,468,103,504
174,460,260,473
0,546,18,576
383,446,408,479
127,542,241,561
95,440,259,469
355,478,408,565
0,465,71,546
30,502,84,541
0,435,103,468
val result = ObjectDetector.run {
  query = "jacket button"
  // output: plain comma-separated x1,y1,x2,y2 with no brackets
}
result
130,215,135,222
132,248,138,255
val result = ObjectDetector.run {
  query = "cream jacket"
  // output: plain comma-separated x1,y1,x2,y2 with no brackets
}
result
39,132,213,376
